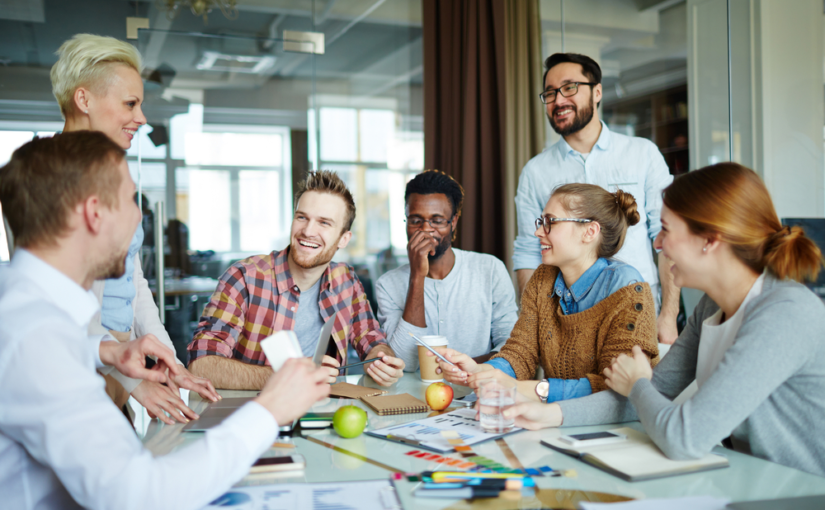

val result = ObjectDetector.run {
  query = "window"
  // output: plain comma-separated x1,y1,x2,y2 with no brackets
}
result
311,106,423,260
175,125,291,254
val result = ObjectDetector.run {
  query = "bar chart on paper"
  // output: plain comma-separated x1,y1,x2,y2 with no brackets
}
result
367,408,522,453
203,480,396,510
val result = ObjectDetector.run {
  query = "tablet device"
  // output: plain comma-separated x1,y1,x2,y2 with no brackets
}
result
311,317,336,366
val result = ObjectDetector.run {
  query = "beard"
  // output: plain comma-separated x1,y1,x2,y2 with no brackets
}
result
427,227,453,262
548,96,595,137
290,238,339,270
94,250,128,281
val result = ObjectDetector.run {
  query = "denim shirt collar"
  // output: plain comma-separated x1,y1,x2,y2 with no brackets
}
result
554,257,609,303
557,121,612,160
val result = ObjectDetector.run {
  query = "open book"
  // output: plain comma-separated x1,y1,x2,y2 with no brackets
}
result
541,427,729,482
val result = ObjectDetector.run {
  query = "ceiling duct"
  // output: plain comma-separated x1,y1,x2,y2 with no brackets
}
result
196,51,276,74
0,0,45,22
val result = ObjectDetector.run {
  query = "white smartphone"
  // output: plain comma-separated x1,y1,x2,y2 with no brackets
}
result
249,454,306,474
559,431,627,448
260,330,303,371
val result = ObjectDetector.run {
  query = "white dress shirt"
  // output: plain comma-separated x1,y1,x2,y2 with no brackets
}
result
0,249,278,510
513,122,674,287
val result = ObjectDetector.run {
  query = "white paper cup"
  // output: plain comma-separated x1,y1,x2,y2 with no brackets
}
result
418,335,448,383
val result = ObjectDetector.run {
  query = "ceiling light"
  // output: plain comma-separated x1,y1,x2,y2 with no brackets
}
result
156,0,238,24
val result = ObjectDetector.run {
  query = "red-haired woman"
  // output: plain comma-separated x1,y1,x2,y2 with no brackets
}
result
506,163,825,477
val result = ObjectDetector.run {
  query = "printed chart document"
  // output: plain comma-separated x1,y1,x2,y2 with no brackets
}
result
202,480,400,510
541,427,729,482
367,408,522,453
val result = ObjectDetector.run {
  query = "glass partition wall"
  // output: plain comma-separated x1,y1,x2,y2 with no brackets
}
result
0,0,422,360
539,0,825,317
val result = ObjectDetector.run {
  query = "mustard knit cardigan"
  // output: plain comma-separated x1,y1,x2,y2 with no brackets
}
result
491,264,659,392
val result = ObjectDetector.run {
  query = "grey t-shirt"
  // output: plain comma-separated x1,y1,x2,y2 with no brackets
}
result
294,277,325,356
375,248,519,372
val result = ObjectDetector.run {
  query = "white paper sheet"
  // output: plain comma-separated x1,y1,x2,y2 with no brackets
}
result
579,496,729,510
368,408,521,453
203,480,399,510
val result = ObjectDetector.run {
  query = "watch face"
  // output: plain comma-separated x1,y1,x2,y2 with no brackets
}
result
537,381,549,398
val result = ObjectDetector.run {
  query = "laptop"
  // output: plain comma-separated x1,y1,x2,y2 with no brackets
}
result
182,319,336,433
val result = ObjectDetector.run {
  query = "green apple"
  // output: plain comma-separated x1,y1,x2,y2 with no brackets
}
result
333,405,368,438
425,382,454,411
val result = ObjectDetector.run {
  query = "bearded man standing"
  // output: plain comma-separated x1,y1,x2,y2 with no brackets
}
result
375,171,518,372
513,53,681,344
188,170,405,389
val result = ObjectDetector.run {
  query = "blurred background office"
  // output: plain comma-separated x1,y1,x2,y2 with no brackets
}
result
1,0,823,359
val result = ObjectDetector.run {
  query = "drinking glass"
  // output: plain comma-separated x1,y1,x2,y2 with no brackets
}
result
477,379,516,433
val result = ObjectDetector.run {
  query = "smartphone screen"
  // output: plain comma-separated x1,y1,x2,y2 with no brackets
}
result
568,432,621,441
253,457,295,466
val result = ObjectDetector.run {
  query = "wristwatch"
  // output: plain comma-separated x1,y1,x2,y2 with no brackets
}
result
535,379,549,403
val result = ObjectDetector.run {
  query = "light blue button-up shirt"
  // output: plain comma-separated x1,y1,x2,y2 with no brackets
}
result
513,122,673,287
101,224,143,332
554,258,641,315
486,258,643,403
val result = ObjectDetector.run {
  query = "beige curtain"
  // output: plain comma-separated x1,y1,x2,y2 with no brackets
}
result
502,0,545,273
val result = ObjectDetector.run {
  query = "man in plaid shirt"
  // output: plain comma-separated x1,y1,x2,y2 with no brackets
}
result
188,170,405,389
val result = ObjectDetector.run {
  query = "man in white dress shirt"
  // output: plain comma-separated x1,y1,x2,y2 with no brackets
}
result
513,52,680,344
0,131,330,510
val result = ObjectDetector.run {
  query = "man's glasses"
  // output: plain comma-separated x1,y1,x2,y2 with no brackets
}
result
535,215,593,234
406,216,453,229
539,82,597,104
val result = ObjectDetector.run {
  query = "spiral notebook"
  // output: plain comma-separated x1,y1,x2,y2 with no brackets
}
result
329,382,387,400
360,393,428,415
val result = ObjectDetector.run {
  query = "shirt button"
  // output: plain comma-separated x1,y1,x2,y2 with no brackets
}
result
127,276,132,282
291,307,296,312
440,320,443,323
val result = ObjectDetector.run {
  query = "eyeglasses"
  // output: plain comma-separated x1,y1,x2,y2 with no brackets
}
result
405,216,453,229
535,215,593,234
539,82,597,104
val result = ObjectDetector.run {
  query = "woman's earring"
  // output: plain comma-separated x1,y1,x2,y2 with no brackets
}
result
84,110,89,115
702,246,707,253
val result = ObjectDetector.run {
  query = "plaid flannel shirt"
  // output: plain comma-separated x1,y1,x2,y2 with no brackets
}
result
187,248,387,366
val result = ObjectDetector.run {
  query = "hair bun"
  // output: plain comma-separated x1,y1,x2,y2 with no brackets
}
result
615,189,640,226
764,225,823,282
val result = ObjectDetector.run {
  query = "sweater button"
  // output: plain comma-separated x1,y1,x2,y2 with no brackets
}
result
634,285,643,293
635,303,643,311
627,323,635,331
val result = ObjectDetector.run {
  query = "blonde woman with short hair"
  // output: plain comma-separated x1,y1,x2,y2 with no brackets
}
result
51,34,219,423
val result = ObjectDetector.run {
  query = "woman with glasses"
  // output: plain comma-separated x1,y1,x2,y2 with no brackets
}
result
503,164,825,477
51,34,219,424
432,183,658,404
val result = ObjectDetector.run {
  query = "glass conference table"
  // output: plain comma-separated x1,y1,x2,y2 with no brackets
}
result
137,373,825,509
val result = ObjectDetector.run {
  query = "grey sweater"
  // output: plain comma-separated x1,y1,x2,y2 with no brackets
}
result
559,273,825,477
375,249,518,372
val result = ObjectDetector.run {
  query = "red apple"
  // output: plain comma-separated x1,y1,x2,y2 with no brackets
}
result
425,382,454,411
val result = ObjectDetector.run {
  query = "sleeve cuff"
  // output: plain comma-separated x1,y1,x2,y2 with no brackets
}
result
92,334,117,370
547,378,564,403
213,401,279,453
484,357,517,379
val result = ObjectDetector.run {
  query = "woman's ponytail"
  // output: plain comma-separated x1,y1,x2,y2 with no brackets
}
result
763,226,823,282
663,162,825,283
